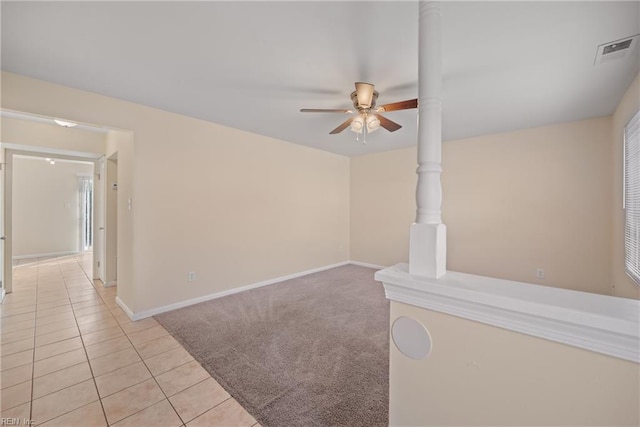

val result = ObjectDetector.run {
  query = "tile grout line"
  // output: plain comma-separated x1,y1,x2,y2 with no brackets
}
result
27,255,109,426
79,260,201,425
27,254,41,423
30,258,82,424
31,360,87,393
82,253,238,426
62,254,112,427
73,253,183,426
11,255,239,427
84,267,182,426
118,329,235,426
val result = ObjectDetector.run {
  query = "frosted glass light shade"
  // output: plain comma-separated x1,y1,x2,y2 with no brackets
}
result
366,115,380,132
350,115,364,133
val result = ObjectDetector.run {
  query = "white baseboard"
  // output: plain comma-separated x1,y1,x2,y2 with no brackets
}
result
349,260,387,270
127,261,351,321
104,281,117,288
13,251,79,260
115,296,135,320
1,288,6,303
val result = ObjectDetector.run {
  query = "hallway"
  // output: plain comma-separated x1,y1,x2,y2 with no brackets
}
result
1,254,259,426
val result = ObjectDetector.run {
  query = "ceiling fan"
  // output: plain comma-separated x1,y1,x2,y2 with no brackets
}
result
300,82,417,139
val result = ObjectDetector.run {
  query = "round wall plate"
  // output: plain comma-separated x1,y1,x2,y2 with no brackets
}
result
391,316,432,360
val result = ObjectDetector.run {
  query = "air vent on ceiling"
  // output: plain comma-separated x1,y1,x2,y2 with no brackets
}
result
594,35,639,66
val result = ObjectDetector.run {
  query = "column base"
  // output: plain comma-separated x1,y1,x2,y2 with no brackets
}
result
409,223,446,278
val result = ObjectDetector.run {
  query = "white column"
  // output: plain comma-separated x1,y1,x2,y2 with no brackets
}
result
409,0,446,278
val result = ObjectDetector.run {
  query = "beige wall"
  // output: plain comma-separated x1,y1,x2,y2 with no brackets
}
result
612,74,640,299
12,156,93,257
350,148,415,266
105,130,135,309
1,72,350,314
389,301,639,426
130,112,349,312
352,117,614,295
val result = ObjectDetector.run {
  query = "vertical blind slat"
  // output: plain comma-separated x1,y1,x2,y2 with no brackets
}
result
624,109,640,285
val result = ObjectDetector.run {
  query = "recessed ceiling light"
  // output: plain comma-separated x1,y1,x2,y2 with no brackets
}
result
54,119,78,128
49,160,56,165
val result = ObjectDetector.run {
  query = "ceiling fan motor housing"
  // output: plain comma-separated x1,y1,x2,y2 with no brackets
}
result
352,82,378,110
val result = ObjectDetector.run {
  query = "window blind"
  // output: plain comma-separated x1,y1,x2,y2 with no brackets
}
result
624,109,640,286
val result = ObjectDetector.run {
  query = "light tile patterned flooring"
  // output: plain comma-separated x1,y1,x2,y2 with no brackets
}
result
1,254,260,427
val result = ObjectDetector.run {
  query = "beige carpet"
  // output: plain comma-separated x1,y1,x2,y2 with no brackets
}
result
155,264,389,427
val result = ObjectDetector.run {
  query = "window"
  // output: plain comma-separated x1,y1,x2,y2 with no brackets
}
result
624,109,640,285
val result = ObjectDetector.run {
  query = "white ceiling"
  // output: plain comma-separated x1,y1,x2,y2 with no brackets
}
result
2,1,638,157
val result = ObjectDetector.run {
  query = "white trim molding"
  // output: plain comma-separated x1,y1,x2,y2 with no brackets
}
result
115,296,135,319
375,263,640,363
125,261,350,321
349,260,387,270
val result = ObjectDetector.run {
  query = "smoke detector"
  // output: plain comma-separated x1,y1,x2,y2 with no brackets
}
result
594,35,639,66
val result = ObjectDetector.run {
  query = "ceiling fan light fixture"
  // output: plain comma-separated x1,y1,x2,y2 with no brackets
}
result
350,115,364,133
300,82,417,136
366,115,380,132
54,119,78,128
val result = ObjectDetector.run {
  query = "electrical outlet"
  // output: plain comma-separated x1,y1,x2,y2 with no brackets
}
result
536,268,545,279
188,272,196,282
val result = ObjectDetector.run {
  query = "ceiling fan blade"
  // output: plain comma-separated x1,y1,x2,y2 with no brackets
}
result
355,82,375,108
376,114,402,132
300,108,353,113
329,117,355,134
377,98,418,112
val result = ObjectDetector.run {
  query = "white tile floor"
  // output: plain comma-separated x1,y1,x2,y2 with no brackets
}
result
1,254,260,427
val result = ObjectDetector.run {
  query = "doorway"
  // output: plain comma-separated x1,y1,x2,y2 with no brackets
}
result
2,150,99,294
80,174,93,253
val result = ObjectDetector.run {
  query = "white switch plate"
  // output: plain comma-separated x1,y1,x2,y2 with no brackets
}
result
536,268,545,279
188,272,196,282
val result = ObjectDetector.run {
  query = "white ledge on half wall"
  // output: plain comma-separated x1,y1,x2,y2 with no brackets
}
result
375,263,640,363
